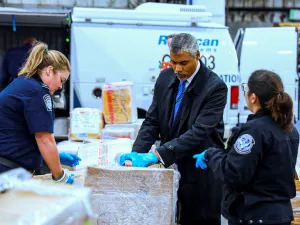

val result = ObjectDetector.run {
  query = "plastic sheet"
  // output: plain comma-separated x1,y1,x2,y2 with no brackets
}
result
102,81,137,124
0,168,93,225
70,108,104,141
98,139,133,167
76,140,102,170
84,166,180,225
101,127,135,140
104,118,144,139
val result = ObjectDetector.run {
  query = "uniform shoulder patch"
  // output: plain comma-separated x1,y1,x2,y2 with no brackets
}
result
43,94,52,111
234,134,255,155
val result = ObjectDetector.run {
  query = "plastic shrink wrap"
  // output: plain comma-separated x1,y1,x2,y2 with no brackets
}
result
84,166,180,225
101,127,135,140
72,138,132,170
0,168,93,225
70,108,104,141
102,81,137,124
104,118,144,139
98,138,133,167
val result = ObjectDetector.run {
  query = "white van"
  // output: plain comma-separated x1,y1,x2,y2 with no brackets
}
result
70,3,239,138
238,27,299,123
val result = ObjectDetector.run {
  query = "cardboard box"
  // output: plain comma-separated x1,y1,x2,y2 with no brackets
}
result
102,82,137,124
84,166,180,225
70,108,104,141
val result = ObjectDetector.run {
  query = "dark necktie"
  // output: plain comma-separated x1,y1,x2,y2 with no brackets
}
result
173,80,187,121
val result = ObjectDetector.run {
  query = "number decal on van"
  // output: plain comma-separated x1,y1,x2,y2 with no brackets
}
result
200,55,215,70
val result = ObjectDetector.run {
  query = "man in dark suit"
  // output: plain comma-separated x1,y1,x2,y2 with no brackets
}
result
0,37,36,91
120,33,227,225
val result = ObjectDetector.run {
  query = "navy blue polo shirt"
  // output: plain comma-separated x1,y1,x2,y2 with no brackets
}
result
0,74,54,172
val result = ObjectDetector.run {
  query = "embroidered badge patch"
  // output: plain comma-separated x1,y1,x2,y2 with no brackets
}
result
234,134,255,155
43,94,52,111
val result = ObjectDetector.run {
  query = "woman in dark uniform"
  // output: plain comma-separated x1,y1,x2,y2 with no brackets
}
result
0,42,80,184
194,69,299,225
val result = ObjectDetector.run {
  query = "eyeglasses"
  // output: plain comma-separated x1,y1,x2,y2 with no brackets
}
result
241,83,249,92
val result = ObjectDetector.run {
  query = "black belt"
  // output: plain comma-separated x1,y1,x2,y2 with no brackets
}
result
0,156,35,175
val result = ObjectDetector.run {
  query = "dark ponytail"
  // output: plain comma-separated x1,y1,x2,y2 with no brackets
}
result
265,92,293,132
248,70,293,132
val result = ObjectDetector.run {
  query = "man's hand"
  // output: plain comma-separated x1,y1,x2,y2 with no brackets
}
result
120,152,138,166
193,150,208,169
59,152,81,167
120,152,158,167
52,168,74,184
132,153,159,167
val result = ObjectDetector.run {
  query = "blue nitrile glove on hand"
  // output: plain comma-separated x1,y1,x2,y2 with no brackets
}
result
120,152,158,167
119,152,138,166
193,150,208,169
132,153,158,167
59,152,81,167
52,168,74,184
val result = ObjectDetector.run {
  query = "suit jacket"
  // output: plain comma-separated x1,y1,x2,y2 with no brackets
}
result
132,60,228,222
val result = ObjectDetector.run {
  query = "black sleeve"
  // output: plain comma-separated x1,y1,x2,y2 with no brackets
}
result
157,81,227,167
132,77,161,153
206,124,264,188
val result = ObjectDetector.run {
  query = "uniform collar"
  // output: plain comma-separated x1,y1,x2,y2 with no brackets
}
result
247,108,270,121
34,75,49,90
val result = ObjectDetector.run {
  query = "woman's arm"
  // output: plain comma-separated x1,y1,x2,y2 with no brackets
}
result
35,132,63,179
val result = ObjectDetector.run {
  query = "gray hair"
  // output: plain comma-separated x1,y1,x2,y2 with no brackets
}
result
169,33,199,58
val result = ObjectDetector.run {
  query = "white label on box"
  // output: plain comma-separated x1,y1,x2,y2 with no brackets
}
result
71,113,100,134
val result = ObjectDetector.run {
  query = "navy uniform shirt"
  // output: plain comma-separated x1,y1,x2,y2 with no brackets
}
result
0,74,54,172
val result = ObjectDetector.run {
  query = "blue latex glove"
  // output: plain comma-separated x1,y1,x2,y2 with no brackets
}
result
52,168,74,184
59,152,81,167
119,152,138,166
131,153,158,167
193,150,208,169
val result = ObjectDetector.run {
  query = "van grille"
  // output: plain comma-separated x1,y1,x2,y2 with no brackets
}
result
180,8,207,13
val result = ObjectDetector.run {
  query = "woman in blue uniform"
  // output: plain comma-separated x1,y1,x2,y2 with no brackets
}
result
194,69,299,225
0,42,80,184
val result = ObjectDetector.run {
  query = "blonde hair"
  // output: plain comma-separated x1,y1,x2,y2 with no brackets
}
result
18,42,70,77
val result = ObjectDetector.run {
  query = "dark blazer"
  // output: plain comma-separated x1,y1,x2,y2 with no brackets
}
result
132,60,228,223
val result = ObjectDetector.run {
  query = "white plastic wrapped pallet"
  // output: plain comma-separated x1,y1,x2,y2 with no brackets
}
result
0,168,93,225
85,166,180,225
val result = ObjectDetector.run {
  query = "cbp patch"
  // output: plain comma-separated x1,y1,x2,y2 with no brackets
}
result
234,134,255,155
43,94,52,111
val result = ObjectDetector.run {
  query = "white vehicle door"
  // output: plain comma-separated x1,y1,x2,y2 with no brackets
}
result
239,27,298,123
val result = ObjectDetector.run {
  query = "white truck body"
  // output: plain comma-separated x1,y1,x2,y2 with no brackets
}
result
70,3,239,139
239,27,299,123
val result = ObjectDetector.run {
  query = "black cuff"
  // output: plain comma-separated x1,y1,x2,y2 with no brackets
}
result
156,145,175,167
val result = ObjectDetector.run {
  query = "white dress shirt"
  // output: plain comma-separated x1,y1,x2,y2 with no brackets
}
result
185,60,200,88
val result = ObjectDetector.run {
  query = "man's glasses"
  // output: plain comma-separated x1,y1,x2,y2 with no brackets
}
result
241,83,249,92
